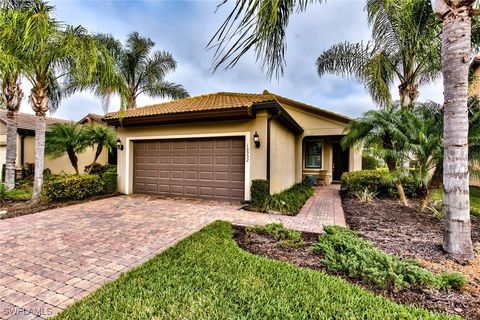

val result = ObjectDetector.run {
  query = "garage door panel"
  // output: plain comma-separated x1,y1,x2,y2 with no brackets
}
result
133,137,245,201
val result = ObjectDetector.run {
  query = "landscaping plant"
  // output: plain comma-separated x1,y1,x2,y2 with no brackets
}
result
41,174,103,201
250,182,314,215
247,223,304,247
311,226,466,291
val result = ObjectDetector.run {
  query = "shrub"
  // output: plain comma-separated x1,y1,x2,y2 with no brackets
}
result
362,155,380,170
341,169,419,198
0,183,32,202
42,174,103,201
247,223,304,247
250,180,269,207
102,168,117,194
353,188,378,203
311,226,465,291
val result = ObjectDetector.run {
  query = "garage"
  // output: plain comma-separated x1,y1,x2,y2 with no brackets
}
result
133,137,245,201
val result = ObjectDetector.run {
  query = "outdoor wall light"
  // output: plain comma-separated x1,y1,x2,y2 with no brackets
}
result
116,138,124,151
253,131,260,148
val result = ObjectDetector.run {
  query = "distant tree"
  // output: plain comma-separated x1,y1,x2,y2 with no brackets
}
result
45,123,87,174
71,32,189,111
0,1,118,200
316,0,441,107
83,123,116,169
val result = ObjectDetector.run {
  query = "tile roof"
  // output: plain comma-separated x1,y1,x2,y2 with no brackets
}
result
104,92,276,120
78,113,104,124
0,110,73,131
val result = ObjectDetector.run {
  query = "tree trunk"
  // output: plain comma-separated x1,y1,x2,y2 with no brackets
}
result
94,144,103,163
1,81,23,189
435,1,475,259
32,115,46,200
67,150,79,175
398,82,419,108
4,112,17,189
418,165,443,213
386,157,409,207
30,85,49,202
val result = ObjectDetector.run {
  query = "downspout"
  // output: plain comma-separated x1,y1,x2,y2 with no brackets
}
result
266,108,282,194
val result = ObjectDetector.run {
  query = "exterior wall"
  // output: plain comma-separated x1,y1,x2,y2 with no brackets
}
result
280,103,361,184
115,113,269,200
22,136,109,174
0,123,6,181
270,118,296,193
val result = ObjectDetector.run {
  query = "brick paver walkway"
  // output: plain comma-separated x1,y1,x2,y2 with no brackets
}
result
0,185,344,319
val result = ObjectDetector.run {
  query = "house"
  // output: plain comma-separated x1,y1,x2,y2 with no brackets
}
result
104,91,362,202
78,113,105,125
0,110,109,180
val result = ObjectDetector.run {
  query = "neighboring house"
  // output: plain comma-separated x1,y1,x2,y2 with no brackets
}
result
78,113,105,125
104,91,362,202
0,110,109,180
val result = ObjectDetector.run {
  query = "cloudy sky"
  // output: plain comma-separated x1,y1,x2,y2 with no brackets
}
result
17,0,444,120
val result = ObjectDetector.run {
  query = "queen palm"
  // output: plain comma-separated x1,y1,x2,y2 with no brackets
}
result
316,0,441,107
73,32,189,111
432,0,478,259
0,0,35,189
0,1,117,200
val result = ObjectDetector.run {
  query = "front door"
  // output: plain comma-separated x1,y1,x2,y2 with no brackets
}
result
332,143,349,181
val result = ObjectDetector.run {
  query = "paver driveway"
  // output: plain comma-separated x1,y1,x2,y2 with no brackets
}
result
0,186,344,319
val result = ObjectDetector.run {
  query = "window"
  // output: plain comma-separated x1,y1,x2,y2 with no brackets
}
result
304,141,322,168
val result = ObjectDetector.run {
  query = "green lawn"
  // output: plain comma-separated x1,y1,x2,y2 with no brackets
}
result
432,186,480,216
55,221,455,320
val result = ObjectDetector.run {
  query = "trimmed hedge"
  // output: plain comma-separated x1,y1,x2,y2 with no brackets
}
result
42,174,103,201
250,180,314,215
341,169,420,198
101,168,117,194
311,226,466,291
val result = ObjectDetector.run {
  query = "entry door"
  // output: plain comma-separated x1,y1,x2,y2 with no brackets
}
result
332,143,349,181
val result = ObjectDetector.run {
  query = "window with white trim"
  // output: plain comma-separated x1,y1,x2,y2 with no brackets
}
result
304,140,322,169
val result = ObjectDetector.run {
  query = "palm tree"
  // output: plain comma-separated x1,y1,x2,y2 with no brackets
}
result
432,0,477,259
83,123,116,168
316,0,441,107
45,123,87,174
0,1,117,200
71,32,189,111
0,0,35,189
341,106,410,206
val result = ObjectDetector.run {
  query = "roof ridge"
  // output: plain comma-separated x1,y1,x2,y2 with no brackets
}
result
0,109,73,122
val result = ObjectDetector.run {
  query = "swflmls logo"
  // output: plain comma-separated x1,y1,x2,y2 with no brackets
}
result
2,306,54,317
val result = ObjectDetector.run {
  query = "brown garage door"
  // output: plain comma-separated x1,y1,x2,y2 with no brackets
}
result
133,137,245,201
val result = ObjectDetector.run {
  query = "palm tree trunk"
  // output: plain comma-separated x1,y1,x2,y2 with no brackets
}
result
2,82,23,190
94,144,103,163
67,150,79,174
386,157,409,207
32,115,46,200
398,82,419,108
4,111,17,189
418,165,443,213
434,1,475,259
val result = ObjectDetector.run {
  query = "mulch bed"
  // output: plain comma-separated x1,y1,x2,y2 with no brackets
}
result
0,193,120,220
233,210,480,320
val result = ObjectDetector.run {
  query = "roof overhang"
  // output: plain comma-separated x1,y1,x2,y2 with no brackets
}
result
253,101,304,134
104,107,255,127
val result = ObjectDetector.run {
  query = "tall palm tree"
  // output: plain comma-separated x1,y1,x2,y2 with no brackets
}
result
45,123,87,174
0,0,35,189
316,0,441,107
83,123,116,168
341,105,410,206
0,1,117,200
71,32,189,111
432,0,477,259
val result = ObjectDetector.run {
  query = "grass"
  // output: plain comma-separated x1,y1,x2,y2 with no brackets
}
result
55,221,456,320
0,184,32,202
432,186,480,216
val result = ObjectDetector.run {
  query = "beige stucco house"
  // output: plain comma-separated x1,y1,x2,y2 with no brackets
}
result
105,91,361,203
0,111,109,180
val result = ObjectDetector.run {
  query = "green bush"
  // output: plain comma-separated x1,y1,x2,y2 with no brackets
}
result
42,174,103,201
247,223,304,247
102,169,117,194
250,182,314,215
0,183,32,202
311,226,465,291
250,179,269,207
84,163,116,176
341,169,419,198
362,155,380,170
